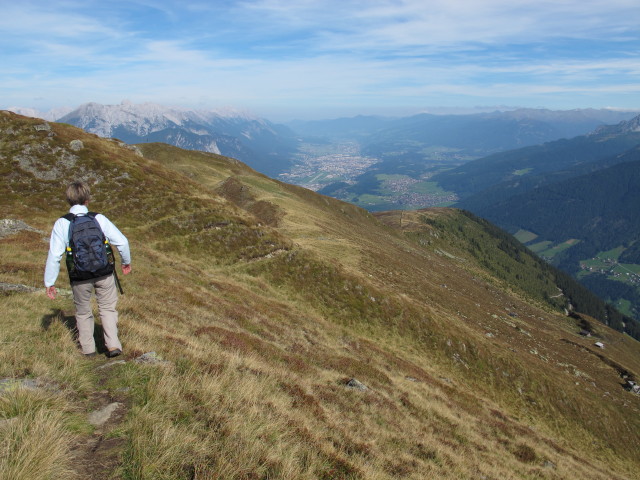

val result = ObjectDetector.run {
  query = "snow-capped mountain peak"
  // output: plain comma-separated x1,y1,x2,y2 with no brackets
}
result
62,102,203,137
6,106,74,122
51,101,298,176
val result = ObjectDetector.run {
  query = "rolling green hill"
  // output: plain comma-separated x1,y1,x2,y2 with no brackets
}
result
2,111,640,480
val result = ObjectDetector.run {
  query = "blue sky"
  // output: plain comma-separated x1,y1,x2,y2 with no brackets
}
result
2,0,640,120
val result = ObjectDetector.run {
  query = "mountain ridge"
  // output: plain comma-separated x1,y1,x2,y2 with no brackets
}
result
436,116,640,203
9,101,300,177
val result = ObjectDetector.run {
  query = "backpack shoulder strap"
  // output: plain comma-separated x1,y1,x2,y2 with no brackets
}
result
87,212,99,218
62,213,75,222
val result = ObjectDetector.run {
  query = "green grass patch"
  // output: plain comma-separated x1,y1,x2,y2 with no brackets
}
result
512,168,533,176
614,298,634,317
528,239,579,258
528,241,553,254
514,229,538,244
540,239,580,258
408,181,450,195
353,193,390,207
595,246,625,261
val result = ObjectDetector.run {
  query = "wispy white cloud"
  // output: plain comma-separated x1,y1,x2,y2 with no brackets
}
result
2,0,639,117
237,0,640,52
0,2,121,39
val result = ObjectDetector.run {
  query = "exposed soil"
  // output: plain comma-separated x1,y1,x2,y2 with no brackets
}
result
70,358,131,480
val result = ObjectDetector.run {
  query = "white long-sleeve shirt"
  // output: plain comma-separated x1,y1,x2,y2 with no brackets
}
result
44,204,131,287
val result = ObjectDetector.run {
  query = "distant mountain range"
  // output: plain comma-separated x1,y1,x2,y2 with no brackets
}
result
438,117,640,208
296,108,640,209
9,102,300,176
288,108,639,146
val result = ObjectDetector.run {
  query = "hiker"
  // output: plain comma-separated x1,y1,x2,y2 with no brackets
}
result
44,181,131,358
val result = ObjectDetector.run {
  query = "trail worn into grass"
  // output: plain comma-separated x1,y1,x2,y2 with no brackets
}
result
70,357,131,480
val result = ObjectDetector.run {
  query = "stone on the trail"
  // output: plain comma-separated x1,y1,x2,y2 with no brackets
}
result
88,402,123,427
134,351,169,365
96,360,127,370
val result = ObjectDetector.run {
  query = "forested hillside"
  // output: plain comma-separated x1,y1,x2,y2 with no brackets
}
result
438,130,640,208
475,154,640,257
472,152,640,326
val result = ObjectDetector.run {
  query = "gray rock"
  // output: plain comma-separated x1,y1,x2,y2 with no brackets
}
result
21,379,40,389
346,378,368,391
0,219,42,238
127,145,143,157
88,402,123,427
0,283,40,294
96,360,127,370
69,139,84,151
0,378,24,394
134,351,170,365
0,377,58,394
34,123,51,132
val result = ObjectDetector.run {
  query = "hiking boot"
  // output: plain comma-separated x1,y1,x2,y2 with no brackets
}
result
84,352,97,358
107,348,122,358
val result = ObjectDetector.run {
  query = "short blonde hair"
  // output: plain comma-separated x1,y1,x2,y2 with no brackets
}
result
65,181,91,206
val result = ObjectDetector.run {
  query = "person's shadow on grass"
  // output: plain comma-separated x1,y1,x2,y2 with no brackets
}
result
41,309,107,354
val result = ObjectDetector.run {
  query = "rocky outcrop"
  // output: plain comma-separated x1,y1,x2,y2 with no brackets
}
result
0,219,42,238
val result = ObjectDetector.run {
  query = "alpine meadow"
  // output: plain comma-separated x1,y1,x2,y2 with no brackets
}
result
2,111,640,480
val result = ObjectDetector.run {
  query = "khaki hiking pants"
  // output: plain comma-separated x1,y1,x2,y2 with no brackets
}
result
71,274,122,355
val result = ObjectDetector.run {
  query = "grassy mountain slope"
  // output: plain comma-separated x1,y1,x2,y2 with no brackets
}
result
2,111,640,480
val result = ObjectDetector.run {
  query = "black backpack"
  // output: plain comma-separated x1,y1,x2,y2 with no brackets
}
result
63,212,114,282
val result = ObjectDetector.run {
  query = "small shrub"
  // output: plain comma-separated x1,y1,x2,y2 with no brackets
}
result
512,443,538,463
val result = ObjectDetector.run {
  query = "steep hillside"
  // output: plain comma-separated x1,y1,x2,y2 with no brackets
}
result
1,111,640,480
475,153,640,253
